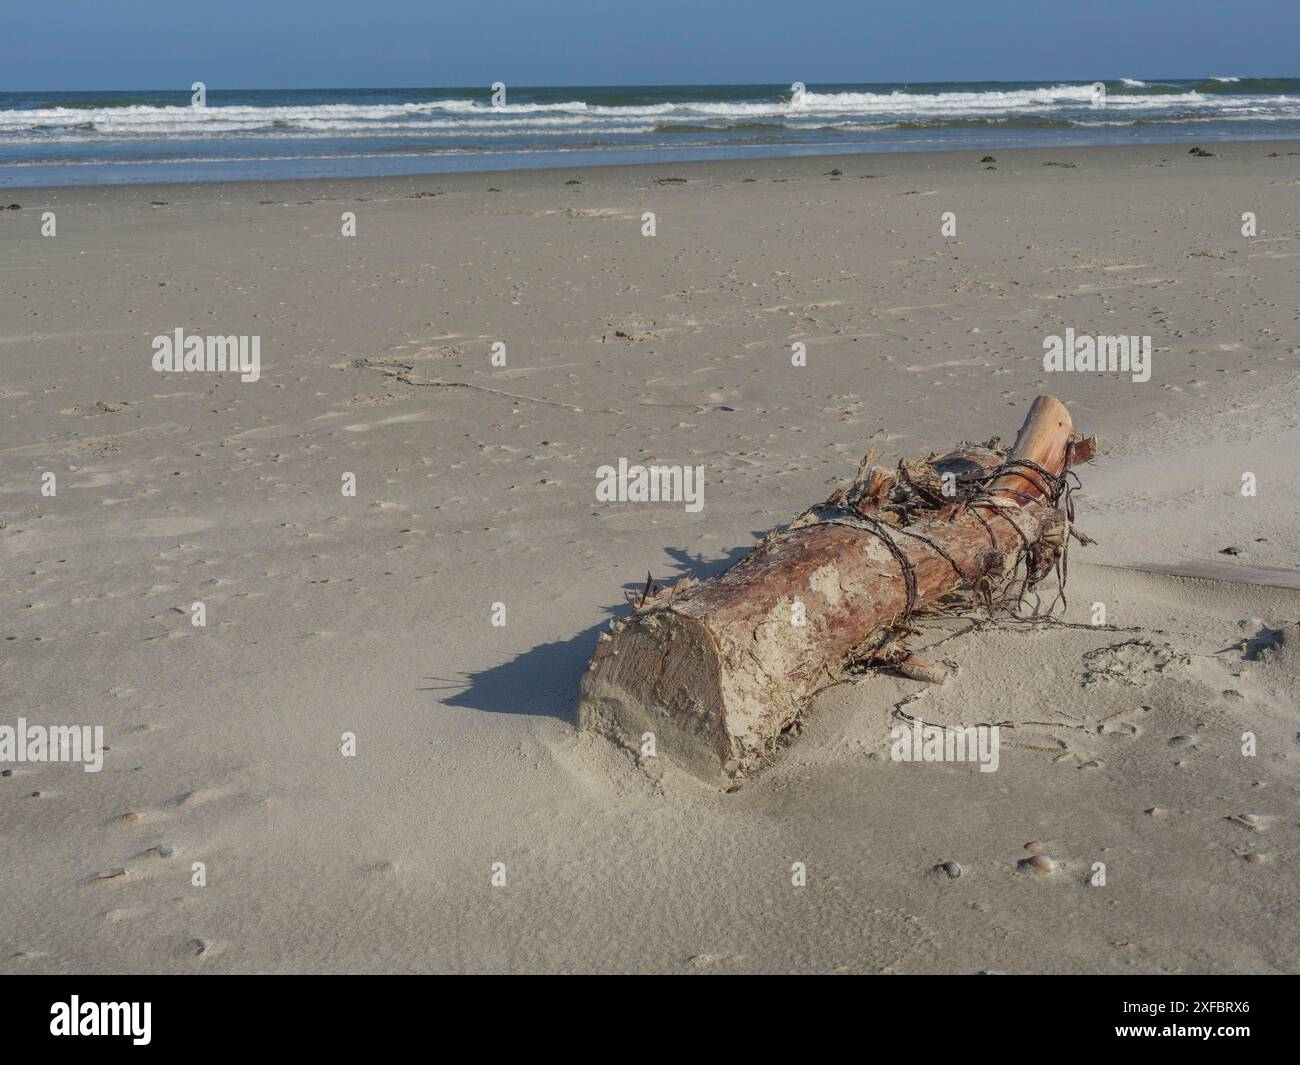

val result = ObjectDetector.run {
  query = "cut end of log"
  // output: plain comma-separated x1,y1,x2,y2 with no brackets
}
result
580,613,734,781
578,395,1094,785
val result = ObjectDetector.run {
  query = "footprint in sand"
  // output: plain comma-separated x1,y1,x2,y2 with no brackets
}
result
1096,706,1143,737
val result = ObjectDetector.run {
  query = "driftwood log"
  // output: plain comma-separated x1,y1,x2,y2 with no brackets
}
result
579,395,1096,783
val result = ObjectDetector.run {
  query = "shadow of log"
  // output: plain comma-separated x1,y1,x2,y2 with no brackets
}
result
422,540,759,721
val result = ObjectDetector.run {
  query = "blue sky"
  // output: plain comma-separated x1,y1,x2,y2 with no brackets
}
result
4,0,1296,90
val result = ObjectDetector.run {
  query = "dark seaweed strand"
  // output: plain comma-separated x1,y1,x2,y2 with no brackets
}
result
811,514,919,657
891,525,974,582
972,456,1077,617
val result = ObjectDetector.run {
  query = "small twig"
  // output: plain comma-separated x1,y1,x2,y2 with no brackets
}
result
624,571,658,609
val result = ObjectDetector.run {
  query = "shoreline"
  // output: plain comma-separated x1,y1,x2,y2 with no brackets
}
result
6,74,1300,192
4,133,1300,192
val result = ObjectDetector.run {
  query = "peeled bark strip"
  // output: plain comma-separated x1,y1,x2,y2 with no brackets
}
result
579,396,1093,783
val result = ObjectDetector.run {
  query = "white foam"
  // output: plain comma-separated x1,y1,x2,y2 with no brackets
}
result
1,85,1295,141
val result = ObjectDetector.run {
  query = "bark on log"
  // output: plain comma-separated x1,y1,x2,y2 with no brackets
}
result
578,395,1094,783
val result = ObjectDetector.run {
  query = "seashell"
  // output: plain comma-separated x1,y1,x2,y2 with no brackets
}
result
1017,854,1058,875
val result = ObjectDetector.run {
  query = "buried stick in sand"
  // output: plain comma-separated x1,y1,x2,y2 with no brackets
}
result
578,395,1097,784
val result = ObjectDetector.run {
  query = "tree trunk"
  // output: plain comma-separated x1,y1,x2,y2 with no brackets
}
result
578,395,1094,784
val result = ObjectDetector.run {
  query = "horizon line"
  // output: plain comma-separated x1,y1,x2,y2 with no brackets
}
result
1,74,1290,95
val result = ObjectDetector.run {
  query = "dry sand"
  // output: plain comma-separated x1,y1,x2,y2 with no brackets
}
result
1,142,1297,973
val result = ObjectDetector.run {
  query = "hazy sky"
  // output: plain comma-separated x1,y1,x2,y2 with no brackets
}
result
4,0,1296,91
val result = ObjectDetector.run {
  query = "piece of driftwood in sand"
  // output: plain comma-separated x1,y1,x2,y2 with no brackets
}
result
578,395,1097,784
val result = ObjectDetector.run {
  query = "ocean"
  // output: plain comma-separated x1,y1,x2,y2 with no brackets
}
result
2,78,1299,187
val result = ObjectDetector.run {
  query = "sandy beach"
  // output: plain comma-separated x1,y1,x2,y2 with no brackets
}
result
2,141,1298,973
